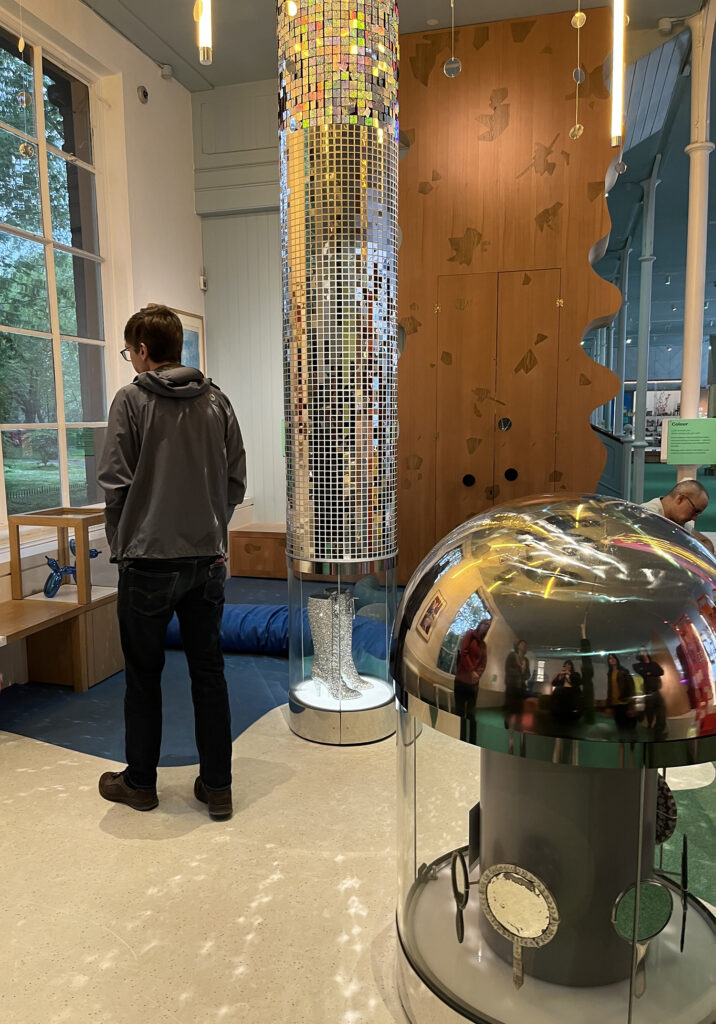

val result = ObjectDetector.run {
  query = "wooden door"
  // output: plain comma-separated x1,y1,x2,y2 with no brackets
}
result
493,269,561,504
435,273,498,537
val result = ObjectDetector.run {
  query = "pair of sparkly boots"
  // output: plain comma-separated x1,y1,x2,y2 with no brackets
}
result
307,589,372,699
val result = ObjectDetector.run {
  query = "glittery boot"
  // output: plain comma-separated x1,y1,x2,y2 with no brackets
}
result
307,593,360,700
335,590,372,691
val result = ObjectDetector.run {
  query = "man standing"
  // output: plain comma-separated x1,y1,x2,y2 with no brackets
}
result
641,479,714,554
97,305,246,819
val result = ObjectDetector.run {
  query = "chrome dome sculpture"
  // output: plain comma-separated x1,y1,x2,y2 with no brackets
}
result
393,494,715,1024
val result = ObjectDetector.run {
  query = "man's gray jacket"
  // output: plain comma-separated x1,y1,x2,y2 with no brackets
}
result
98,365,246,562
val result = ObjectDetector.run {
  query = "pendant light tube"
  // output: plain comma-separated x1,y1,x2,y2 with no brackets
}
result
611,0,625,146
195,0,213,66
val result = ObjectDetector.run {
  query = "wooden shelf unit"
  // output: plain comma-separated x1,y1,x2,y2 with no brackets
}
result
2,509,122,692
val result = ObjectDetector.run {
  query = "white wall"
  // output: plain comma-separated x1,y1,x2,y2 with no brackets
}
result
0,0,205,680
192,80,285,522
202,212,284,522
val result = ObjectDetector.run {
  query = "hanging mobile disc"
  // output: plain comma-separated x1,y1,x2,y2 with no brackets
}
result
443,0,462,77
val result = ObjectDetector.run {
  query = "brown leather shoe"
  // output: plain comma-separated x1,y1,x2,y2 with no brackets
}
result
194,776,232,820
99,770,158,811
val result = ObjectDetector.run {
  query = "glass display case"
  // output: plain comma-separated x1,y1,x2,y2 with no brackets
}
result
287,557,397,744
392,495,715,1024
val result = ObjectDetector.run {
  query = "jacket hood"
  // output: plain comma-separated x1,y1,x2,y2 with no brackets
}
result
133,365,210,398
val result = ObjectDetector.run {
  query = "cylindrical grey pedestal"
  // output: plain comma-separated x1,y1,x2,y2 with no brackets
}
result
479,749,657,987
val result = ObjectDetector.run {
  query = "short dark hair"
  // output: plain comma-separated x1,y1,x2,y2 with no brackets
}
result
124,305,183,364
668,479,709,503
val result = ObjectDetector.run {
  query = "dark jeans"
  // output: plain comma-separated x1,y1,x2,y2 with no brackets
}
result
117,556,231,790
455,680,478,743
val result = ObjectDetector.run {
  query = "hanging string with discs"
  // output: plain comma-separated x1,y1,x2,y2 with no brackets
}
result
443,0,462,78
570,2,586,140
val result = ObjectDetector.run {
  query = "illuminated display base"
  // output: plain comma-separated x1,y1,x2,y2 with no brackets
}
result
397,860,715,1024
292,674,394,713
288,679,396,745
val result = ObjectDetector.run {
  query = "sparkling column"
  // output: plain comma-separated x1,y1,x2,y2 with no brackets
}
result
278,0,399,566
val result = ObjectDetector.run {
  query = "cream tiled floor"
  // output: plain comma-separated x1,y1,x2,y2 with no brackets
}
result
1,711,713,1024
0,709,407,1024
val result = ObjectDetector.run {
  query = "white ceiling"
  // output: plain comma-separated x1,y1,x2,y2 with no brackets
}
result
78,0,713,352
79,0,703,92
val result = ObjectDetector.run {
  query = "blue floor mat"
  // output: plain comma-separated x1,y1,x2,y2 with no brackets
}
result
0,650,289,765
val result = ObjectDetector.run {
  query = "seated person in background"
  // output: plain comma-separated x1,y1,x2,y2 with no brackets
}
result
551,658,582,691
641,479,714,554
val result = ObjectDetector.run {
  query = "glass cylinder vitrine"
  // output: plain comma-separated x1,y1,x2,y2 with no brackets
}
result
287,556,397,744
392,495,716,1024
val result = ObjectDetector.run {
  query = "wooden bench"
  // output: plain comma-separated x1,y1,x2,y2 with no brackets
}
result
229,523,287,578
0,589,122,693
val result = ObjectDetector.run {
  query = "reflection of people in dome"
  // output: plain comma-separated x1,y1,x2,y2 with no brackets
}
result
551,659,582,690
606,653,636,731
504,640,531,728
579,620,595,723
632,648,667,739
454,618,491,720
550,659,584,723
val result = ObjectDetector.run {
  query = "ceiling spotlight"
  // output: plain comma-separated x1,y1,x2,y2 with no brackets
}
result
626,338,632,344
667,346,672,352
427,18,439,26
672,305,677,312
665,275,671,285
705,302,710,310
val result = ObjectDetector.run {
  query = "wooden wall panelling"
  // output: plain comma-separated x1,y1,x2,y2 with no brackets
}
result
398,9,621,582
435,273,498,538
555,264,621,492
396,145,438,584
494,269,562,503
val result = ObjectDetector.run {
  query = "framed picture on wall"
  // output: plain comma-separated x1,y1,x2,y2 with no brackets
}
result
150,305,206,373
417,591,447,641
174,308,206,373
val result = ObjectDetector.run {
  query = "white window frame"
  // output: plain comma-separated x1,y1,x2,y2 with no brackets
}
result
0,22,116,544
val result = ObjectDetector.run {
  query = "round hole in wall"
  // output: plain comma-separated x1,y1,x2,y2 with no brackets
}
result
462,474,476,487
497,417,513,432
504,468,519,482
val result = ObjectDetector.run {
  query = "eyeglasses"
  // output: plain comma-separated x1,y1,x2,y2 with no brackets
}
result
120,347,132,362
682,494,705,518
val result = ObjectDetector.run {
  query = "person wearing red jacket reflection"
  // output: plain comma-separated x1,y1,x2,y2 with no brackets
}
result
454,618,491,720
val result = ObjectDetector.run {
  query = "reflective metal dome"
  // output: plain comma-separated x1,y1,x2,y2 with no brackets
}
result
392,494,716,768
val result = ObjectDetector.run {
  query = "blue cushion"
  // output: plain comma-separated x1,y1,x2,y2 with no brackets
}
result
166,603,387,661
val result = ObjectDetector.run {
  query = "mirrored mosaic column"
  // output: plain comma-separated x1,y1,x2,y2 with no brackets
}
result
278,0,399,743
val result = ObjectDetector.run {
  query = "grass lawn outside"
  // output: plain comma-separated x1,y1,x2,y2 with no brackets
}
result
3,449,94,514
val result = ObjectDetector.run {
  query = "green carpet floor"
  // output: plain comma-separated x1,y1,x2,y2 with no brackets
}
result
659,773,716,908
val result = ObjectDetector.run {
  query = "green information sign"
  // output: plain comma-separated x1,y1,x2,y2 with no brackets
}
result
666,418,716,465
